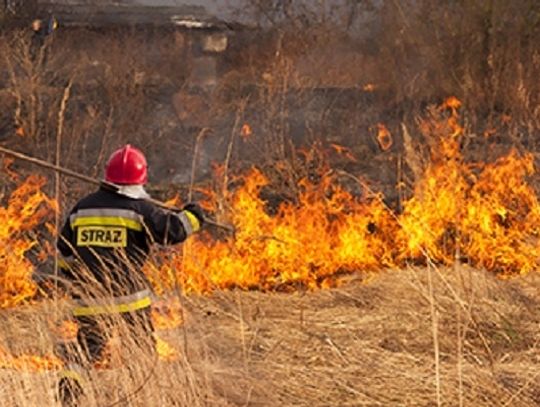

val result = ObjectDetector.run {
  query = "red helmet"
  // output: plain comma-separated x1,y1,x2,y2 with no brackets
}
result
105,145,148,185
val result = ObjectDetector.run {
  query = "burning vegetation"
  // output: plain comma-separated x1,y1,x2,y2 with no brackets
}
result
0,99,539,302
157,98,540,294
0,99,538,376
0,345,61,371
0,174,54,308
0,2,538,403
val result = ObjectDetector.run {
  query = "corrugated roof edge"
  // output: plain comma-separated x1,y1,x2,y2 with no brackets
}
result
36,3,237,30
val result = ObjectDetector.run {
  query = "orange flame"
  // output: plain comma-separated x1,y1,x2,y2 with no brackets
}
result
163,193,182,208
376,123,393,151
1,97,539,371
0,176,54,308
0,99,535,291
151,298,183,330
443,96,462,111
330,143,357,162
158,168,397,293
52,319,79,342
3,158,19,181
149,97,539,293
0,346,62,371
156,337,179,361
240,123,253,140
362,83,376,92
15,126,25,137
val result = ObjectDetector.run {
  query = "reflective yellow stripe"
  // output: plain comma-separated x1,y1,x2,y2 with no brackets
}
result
72,216,142,231
59,256,77,271
59,369,85,384
58,258,70,270
73,296,151,317
184,211,201,232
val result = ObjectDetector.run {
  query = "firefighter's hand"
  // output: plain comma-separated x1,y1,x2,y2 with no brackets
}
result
183,202,205,228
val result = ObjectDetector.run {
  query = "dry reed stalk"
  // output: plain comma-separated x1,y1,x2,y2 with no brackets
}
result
456,270,465,407
53,79,72,317
91,106,115,180
235,290,249,372
174,127,211,366
188,127,210,202
502,370,540,407
222,98,248,200
427,260,442,407
401,122,425,183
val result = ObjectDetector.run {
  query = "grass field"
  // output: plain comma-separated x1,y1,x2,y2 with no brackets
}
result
0,3,539,405
0,265,538,406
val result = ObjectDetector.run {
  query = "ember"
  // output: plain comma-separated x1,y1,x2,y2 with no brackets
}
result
240,123,253,140
376,123,393,151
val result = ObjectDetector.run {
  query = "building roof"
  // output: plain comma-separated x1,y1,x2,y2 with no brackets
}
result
37,2,232,30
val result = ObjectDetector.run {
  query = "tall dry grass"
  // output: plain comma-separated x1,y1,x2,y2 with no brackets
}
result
0,265,538,406
0,3,539,406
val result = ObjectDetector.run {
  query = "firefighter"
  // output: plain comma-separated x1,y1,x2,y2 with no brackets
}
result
55,144,205,406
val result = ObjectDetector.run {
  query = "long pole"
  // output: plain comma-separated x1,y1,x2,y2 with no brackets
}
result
0,145,235,233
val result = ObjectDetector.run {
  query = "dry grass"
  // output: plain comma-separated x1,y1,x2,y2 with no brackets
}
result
0,5,539,406
0,266,538,406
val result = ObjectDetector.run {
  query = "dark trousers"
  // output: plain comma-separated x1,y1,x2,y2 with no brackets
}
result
58,306,155,369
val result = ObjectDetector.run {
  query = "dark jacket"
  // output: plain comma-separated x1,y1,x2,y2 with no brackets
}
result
57,187,196,296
